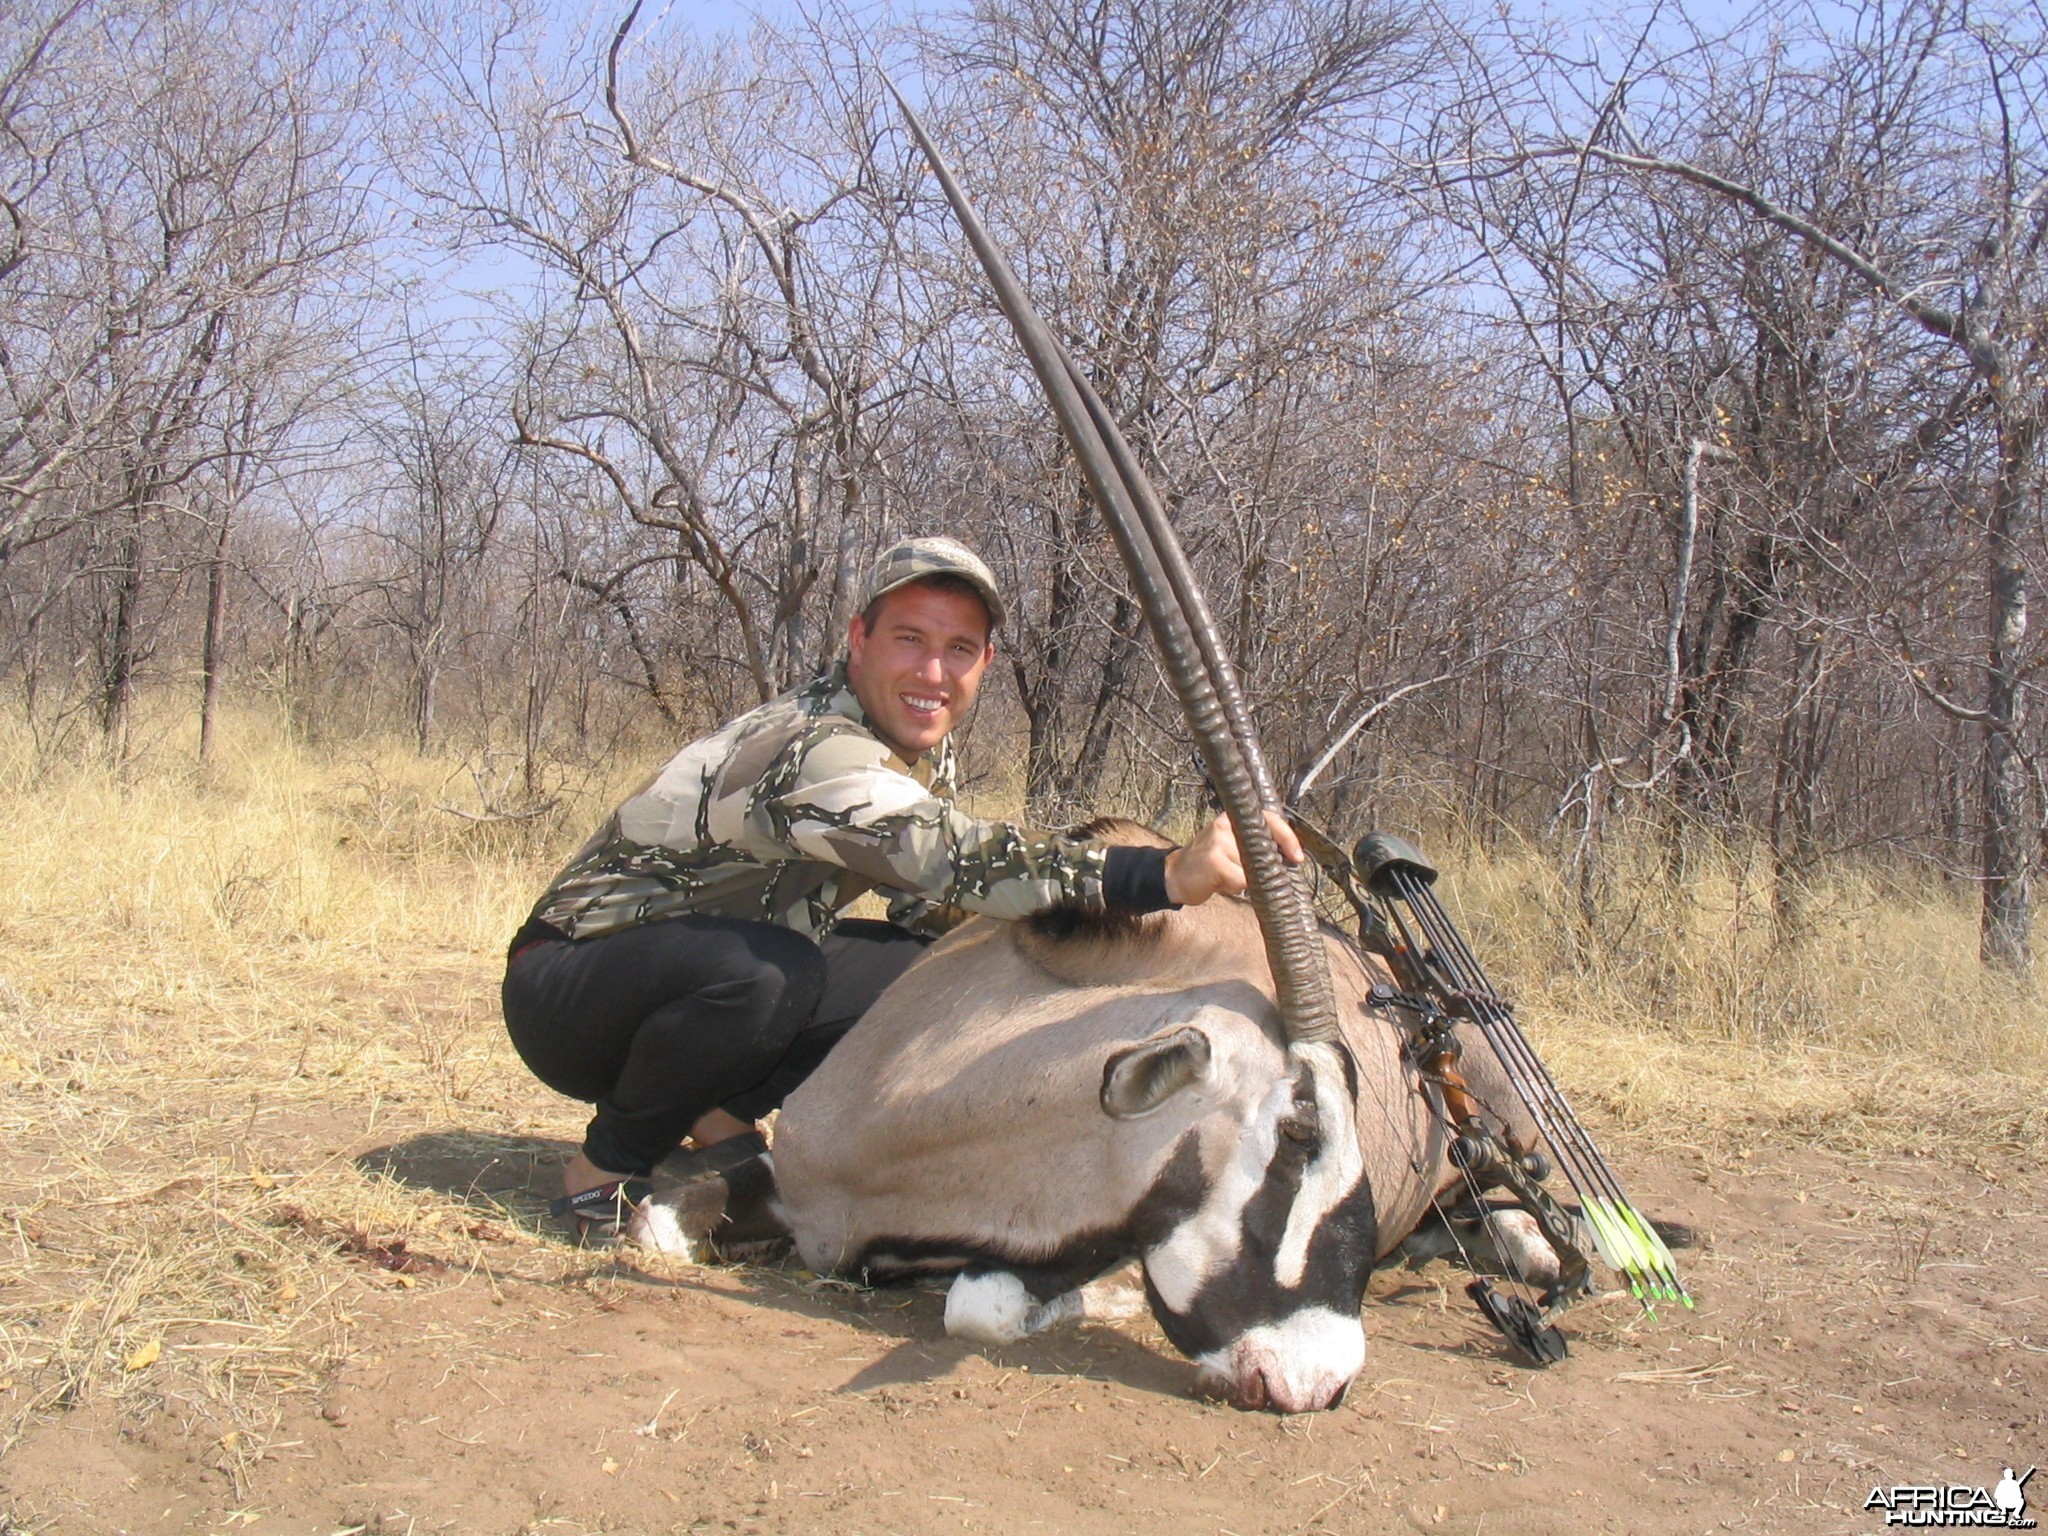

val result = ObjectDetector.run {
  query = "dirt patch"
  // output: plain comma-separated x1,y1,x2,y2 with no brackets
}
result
3,1128,2040,1535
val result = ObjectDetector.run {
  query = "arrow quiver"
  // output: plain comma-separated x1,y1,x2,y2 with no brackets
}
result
1290,816,1690,1362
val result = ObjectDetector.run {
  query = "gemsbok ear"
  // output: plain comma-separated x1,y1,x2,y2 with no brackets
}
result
1100,1025,1212,1119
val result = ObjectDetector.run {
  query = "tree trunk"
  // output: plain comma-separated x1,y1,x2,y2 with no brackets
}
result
1019,535,1087,820
1572,643,1603,929
1679,529,1778,828
1769,632,1822,949
198,508,231,766
818,511,863,676
100,490,147,763
522,512,547,802
283,594,317,741
1978,399,2038,970
1019,667,1064,819
1067,596,1141,807
412,652,438,755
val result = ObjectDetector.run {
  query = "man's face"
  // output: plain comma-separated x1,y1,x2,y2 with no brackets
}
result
845,580,996,760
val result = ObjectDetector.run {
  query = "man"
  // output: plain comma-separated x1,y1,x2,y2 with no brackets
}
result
502,536,1300,1242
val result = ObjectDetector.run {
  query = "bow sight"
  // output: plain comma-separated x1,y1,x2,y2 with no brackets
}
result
1290,816,1691,1364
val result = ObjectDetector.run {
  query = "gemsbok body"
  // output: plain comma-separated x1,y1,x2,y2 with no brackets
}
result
767,821,1550,1413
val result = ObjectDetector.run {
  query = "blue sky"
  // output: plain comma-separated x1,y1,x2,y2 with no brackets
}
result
410,0,887,348
404,0,1872,355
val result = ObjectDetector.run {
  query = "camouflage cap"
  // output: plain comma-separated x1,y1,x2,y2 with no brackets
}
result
863,536,1005,630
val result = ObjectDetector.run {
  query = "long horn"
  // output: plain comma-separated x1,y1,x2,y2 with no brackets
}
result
889,86,1341,1047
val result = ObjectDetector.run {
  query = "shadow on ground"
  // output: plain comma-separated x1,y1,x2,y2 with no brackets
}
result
355,1129,571,1217
354,1130,1202,1404
667,1257,1199,1402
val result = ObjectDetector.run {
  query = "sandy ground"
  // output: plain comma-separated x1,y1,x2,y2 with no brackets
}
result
10,729,2048,1533
3,1105,2042,1536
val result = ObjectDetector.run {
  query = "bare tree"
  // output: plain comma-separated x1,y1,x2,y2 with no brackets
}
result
916,0,1440,816
0,0,378,757
397,2,938,719
1437,0,2046,964
352,345,512,753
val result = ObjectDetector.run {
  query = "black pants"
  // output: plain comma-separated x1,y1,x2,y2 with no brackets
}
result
502,917,928,1178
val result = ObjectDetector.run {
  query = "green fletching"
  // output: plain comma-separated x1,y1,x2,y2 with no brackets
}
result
1622,1212,1687,1302
1579,1196,1690,1305
1591,1200,1649,1277
1617,1202,1689,1304
1579,1197,1630,1273
1622,1202,1673,1268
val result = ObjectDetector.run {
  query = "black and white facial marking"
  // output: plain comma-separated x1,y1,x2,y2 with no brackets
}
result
1114,1036,1376,1413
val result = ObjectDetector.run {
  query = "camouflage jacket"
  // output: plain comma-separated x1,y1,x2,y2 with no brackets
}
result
525,665,1111,943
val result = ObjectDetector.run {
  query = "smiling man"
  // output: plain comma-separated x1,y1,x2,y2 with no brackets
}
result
501,537,1299,1241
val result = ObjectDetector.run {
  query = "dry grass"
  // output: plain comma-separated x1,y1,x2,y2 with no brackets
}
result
0,702,2041,1460
0,704,635,1457
1440,825,2048,1159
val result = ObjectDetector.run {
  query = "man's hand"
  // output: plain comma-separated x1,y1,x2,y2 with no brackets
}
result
1163,809,1306,906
